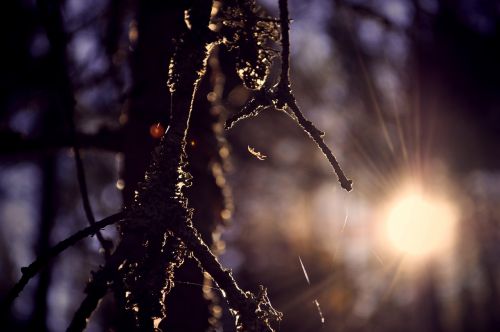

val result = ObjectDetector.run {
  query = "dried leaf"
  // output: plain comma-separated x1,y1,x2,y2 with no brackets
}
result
247,145,267,160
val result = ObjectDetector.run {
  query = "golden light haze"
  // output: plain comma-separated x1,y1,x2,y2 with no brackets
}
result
379,184,458,262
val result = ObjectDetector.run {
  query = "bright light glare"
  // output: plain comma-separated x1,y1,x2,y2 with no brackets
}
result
383,190,457,260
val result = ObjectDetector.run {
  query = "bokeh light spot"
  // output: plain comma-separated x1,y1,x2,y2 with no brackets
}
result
150,123,165,139
382,188,457,260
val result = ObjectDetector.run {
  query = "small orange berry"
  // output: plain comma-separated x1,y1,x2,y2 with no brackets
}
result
150,123,165,139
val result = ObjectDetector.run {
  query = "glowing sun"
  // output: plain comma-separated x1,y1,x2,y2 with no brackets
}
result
382,188,457,260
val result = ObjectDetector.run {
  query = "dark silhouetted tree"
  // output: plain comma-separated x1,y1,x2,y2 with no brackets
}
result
1,0,350,331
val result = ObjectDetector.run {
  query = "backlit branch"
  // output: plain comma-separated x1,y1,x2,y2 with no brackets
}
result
178,221,282,331
286,99,352,190
225,90,271,130
226,0,353,191
63,1,282,330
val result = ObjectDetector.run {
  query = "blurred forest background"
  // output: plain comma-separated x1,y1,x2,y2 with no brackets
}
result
1,0,500,331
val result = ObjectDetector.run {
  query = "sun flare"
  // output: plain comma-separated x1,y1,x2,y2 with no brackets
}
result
382,187,457,260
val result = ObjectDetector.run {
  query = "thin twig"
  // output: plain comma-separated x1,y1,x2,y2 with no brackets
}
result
72,141,113,257
276,0,352,190
38,0,113,256
225,98,263,130
286,98,353,191
224,90,272,129
1,212,124,313
64,48,113,258
226,0,353,191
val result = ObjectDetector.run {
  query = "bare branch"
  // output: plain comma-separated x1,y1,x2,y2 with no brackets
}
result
37,0,114,257
66,270,110,332
178,221,282,331
226,0,353,191
72,141,114,257
286,99,353,191
66,266,116,332
1,212,124,313
276,0,352,190
225,90,272,129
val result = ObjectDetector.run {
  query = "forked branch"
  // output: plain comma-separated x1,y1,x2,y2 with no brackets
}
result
178,221,282,331
226,0,353,191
